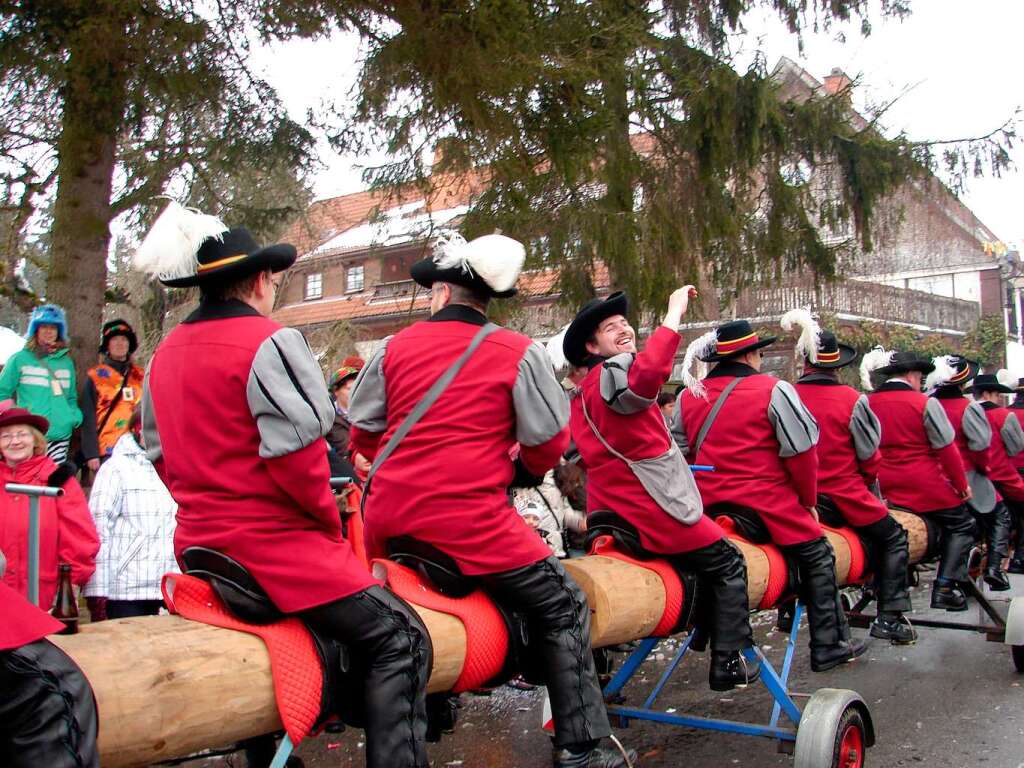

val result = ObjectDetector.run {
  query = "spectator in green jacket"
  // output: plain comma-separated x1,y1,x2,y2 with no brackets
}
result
0,305,82,463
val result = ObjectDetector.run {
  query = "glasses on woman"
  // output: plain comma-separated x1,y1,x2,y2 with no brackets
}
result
0,431,32,445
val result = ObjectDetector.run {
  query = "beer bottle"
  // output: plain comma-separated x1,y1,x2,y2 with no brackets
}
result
52,563,79,635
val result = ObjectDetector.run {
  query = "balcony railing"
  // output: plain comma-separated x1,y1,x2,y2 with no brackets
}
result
369,279,421,302
734,279,980,333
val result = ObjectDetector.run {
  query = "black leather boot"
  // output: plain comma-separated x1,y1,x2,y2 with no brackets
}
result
856,515,911,614
1009,558,1024,575
810,638,870,672
983,503,1012,591
930,582,968,611
869,613,917,645
553,742,638,768
709,650,761,691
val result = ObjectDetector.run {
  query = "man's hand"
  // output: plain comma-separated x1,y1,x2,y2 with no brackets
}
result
808,506,820,522
87,458,100,472
959,486,973,502
661,285,698,332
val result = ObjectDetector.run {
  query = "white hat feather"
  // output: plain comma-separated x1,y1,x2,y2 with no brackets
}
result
780,307,820,364
545,323,571,375
859,346,894,392
133,200,227,281
924,355,957,392
432,232,525,293
681,330,719,400
997,368,1016,390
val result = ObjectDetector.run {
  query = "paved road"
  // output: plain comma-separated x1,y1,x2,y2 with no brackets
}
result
190,573,1024,768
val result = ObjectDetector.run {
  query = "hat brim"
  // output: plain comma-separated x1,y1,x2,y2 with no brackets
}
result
701,336,776,363
161,243,297,288
0,411,49,434
410,258,517,299
807,343,858,369
563,292,630,367
974,382,1014,394
876,360,935,376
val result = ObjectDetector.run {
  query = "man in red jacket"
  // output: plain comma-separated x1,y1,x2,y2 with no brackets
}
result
566,288,758,691
970,374,1023,590
675,320,867,673
789,320,915,645
1006,377,1024,573
864,350,975,611
350,233,631,768
0,549,98,767
137,203,430,768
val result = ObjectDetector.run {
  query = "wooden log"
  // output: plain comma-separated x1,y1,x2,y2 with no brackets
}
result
53,513,929,768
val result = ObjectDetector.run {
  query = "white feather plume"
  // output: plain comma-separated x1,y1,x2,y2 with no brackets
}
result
997,368,1016,389
859,346,894,392
545,323,571,375
682,330,719,400
432,232,525,293
780,307,820,364
924,355,957,392
133,200,227,281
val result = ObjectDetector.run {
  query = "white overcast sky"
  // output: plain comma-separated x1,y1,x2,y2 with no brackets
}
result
254,0,1023,249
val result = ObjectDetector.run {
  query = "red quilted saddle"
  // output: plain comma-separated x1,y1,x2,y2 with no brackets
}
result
162,573,323,745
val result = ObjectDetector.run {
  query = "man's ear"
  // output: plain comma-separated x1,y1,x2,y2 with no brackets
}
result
585,338,600,356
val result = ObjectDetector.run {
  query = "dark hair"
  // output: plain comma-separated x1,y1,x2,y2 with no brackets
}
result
657,391,675,408
199,269,271,302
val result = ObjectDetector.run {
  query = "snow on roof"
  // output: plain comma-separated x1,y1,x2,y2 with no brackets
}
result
0,326,25,367
310,200,470,256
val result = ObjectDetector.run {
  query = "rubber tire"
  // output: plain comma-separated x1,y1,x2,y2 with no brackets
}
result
1012,645,1024,674
831,707,867,768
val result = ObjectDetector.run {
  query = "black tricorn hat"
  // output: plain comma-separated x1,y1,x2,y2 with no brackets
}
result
563,292,629,367
876,351,935,377
807,329,857,369
99,319,138,356
944,355,981,388
1016,377,1024,393
701,319,776,362
972,373,1013,394
162,227,296,288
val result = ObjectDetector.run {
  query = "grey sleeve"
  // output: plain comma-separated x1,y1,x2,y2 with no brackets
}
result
670,391,689,453
600,352,656,415
962,401,993,452
1002,412,1024,457
923,397,956,450
246,328,336,459
768,380,819,458
141,362,163,464
514,342,569,446
849,395,882,461
348,338,391,433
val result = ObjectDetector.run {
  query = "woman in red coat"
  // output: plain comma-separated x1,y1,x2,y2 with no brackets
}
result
0,405,98,608
786,312,915,645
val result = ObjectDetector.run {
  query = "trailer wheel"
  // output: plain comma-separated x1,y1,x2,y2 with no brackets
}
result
795,689,873,768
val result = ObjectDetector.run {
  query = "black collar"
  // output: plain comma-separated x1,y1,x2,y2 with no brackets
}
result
183,298,262,324
102,356,131,374
428,304,488,326
1010,395,1024,408
978,400,999,411
796,372,841,386
872,380,914,393
706,360,759,379
932,386,965,400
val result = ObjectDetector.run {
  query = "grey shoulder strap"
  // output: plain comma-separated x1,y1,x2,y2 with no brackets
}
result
692,377,741,458
364,322,499,496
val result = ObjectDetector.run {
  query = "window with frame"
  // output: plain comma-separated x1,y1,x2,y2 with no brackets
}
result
304,272,323,300
346,265,365,293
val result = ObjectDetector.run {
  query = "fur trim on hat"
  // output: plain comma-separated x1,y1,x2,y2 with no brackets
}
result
859,346,894,392
780,307,820,364
925,355,958,392
545,323,571,376
682,330,718,400
432,231,525,294
134,200,228,282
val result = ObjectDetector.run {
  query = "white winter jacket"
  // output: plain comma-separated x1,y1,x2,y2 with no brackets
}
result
83,432,178,601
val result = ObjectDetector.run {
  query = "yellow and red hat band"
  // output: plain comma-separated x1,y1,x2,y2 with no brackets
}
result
716,332,758,354
949,367,970,384
197,253,248,272
815,349,841,363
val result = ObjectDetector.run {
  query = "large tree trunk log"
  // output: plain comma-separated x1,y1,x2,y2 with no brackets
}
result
51,513,930,767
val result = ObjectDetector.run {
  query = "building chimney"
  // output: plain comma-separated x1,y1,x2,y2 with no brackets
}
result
823,67,853,99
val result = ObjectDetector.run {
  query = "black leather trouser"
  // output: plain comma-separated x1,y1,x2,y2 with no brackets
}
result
668,539,753,652
0,639,98,768
480,556,611,748
299,585,432,768
927,505,977,582
1006,499,1024,562
781,537,851,650
854,515,911,613
974,502,1012,567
